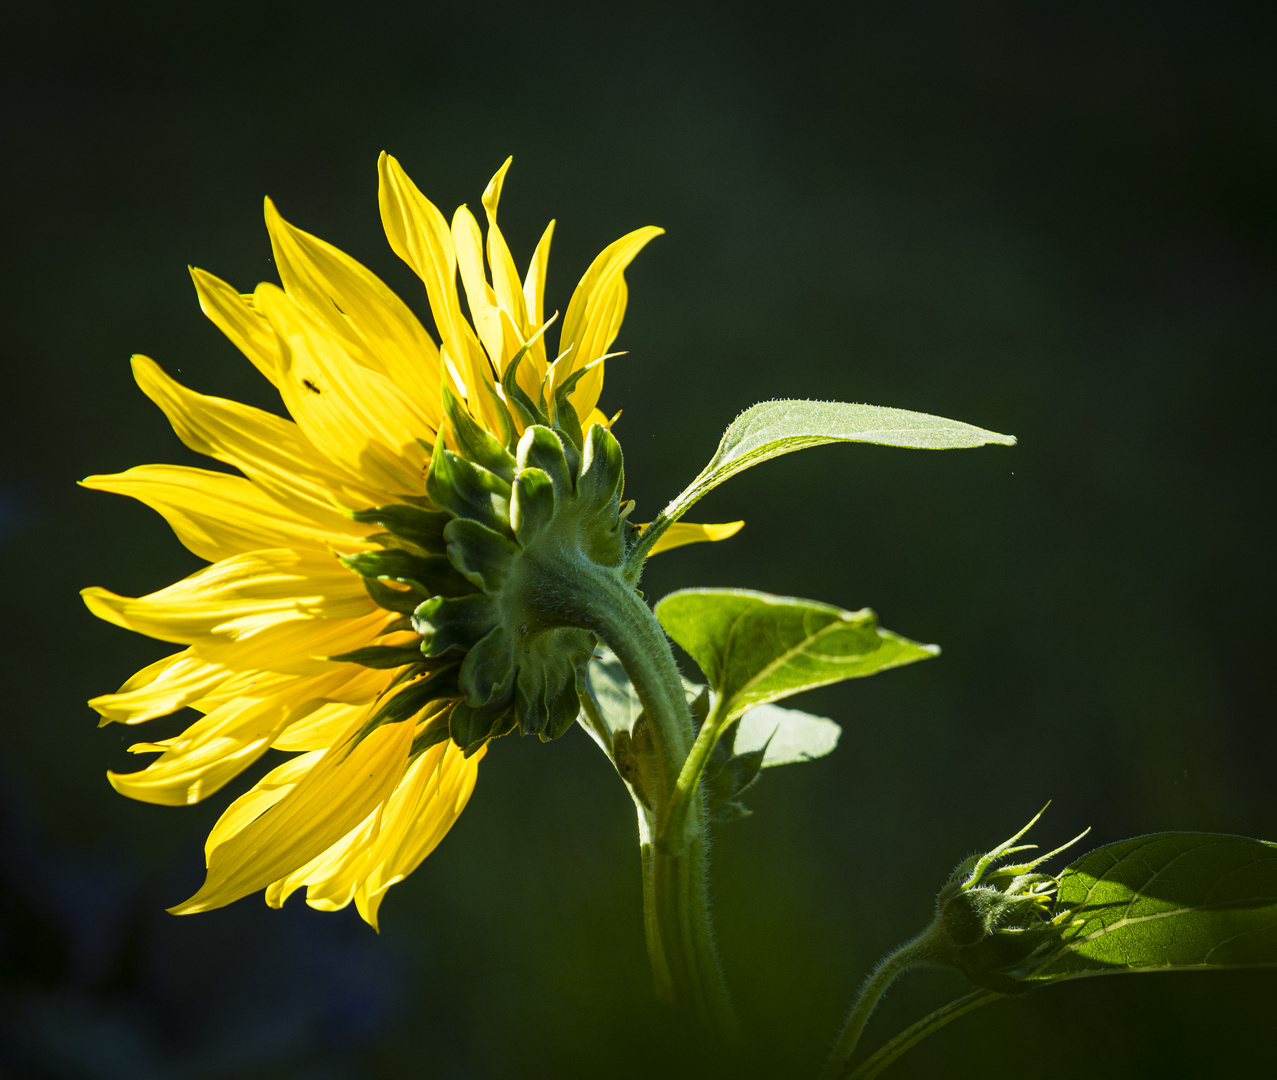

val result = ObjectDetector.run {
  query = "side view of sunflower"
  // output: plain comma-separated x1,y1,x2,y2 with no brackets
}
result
81,154,739,929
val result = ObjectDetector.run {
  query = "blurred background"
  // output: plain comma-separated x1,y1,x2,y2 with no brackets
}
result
2,1,1274,1076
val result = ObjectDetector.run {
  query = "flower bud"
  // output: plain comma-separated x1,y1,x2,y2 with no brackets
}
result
928,807,1088,992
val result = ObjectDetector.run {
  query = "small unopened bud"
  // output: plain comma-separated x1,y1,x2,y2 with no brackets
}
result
928,806,1089,992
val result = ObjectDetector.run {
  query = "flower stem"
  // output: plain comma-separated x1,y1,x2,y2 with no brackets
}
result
527,548,735,1034
821,928,941,1080
845,990,1002,1080
661,690,729,854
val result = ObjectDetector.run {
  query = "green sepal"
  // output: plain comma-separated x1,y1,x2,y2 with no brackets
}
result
409,706,455,758
576,423,625,513
479,375,519,453
449,699,517,757
426,449,513,534
326,643,428,669
345,664,461,749
443,518,521,593
349,503,450,553
511,468,557,546
414,593,499,656
342,549,476,598
500,344,550,429
516,425,572,496
549,358,603,452
360,578,423,614
459,625,516,708
442,385,517,483
514,649,583,740
549,365,591,452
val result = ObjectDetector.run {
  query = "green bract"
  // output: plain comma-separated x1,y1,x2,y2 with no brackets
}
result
927,808,1088,993
339,352,636,756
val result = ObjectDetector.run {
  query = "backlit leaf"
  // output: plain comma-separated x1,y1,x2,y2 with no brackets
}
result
655,588,937,722
638,399,1014,558
733,702,841,767
1028,833,1277,982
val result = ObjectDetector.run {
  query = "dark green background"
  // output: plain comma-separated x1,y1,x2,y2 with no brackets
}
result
3,2,1274,1077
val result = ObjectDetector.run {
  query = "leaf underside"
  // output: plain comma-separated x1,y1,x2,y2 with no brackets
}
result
661,398,1016,527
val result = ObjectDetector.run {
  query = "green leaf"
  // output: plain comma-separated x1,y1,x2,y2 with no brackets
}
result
1025,833,1277,982
655,588,938,721
733,703,841,767
585,645,643,739
634,399,1014,563
656,590,929,853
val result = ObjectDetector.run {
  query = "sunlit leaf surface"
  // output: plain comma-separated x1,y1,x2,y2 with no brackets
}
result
1029,833,1277,981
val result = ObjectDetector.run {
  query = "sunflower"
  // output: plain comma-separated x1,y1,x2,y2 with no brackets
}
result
82,154,740,929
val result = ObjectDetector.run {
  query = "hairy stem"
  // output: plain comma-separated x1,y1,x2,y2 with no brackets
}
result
822,928,941,1080
847,990,1002,1080
662,689,730,853
529,547,735,1034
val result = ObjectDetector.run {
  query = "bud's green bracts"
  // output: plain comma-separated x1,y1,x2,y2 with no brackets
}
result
822,808,1087,1079
928,807,1088,992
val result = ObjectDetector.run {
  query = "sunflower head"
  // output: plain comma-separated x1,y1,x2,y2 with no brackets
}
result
79,153,742,926
340,350,636,756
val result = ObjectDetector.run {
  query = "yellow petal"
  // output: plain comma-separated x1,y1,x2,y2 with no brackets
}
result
377,154,488,404
109,666,378,807
89,649,288,725
255,284,431,497
521,220,555,380
272,700,365,751
480,158,531,342
111,693,298,805
262,199,443,427
80,464,360,563
645,520,745,557
203,750,323,858
355,740,484,930
265,807,381,912
171,715,414,914
452,204,505,369
556,225,663,416
133,355,384,530
82,548,374,646
190,267,281,387
187,268,280,388
191,609,396,678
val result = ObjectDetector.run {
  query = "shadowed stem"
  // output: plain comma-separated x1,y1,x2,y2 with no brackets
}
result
530,549,735,1035
845,990,1002,1079
821,928,942,1080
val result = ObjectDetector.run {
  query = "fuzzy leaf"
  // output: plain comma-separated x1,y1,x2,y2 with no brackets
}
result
1024,833,1277,983
664,399,1014,522
585,645,643,738
733,702,841,767
655,588,937,721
